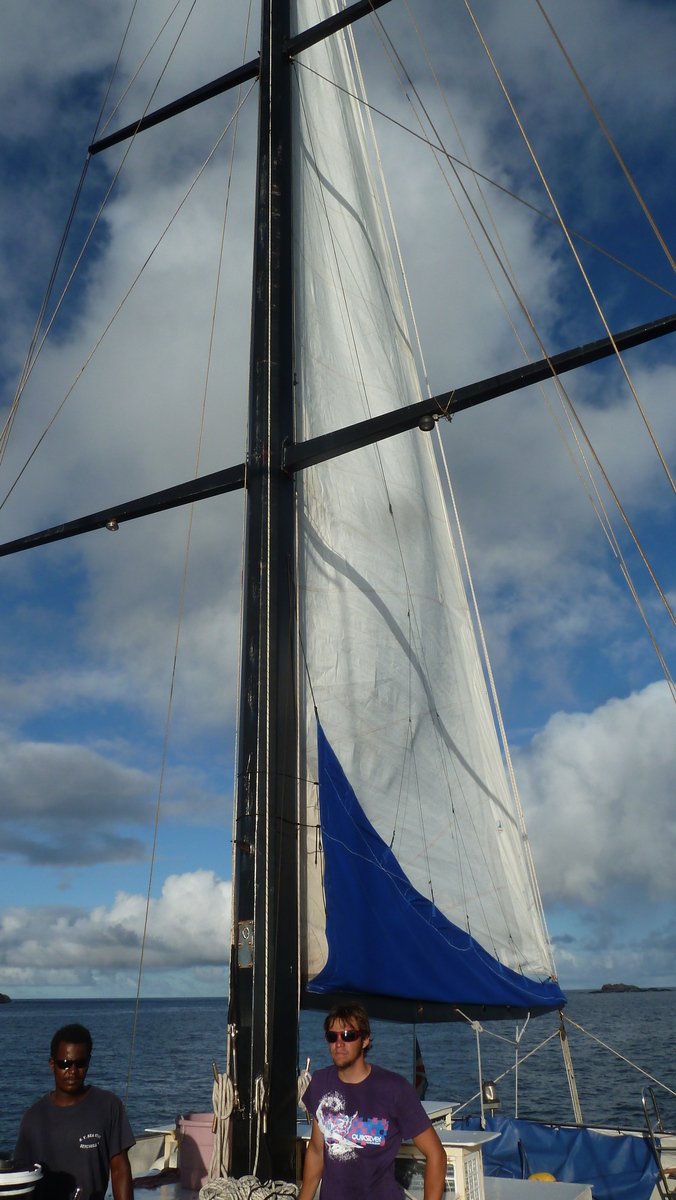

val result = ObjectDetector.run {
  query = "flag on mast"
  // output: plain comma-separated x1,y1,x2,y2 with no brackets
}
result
415,1037,428,1100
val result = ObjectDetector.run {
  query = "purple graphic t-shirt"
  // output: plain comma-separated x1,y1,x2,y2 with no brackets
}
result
302,1063,430,1200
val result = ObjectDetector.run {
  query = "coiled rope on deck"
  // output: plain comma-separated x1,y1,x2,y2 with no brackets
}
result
208,1072,236,1180
200,1178,297,1200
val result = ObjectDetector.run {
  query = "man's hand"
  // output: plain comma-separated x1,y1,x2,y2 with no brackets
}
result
412,1126,447,1200
110,1149,133,1200
298,1120,324,1200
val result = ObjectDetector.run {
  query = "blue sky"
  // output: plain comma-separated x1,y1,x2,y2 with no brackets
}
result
1,0,676,997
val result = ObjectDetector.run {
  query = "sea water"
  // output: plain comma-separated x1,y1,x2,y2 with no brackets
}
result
1,990,675,1152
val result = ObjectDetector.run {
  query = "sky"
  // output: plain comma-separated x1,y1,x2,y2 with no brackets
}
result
0,0,675,1000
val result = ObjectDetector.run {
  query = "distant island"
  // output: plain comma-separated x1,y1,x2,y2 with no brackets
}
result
591,983,670,993
0,993,10,1004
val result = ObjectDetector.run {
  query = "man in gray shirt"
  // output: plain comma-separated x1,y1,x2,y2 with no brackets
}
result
15,1023,135,1200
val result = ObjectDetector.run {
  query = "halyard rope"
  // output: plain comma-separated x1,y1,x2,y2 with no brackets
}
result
209,1072,236,1180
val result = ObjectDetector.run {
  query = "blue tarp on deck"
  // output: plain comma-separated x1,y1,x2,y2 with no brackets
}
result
307,722,566,1011
457,1115,659,1200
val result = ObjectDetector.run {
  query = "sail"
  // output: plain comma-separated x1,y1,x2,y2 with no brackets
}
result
292,0,562,1012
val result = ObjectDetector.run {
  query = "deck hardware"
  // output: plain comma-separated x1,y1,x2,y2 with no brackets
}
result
237,920,254,967
481,1080,500,1116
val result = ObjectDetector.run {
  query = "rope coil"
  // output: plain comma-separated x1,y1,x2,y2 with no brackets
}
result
200,1178,297,1200
209,1072,236,1180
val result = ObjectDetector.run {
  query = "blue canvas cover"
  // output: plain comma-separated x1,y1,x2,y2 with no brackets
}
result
457,1116,659,1200
307,723,566,1010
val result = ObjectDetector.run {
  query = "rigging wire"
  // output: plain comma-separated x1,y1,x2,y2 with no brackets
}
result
449,1027,561,1118
125,5,254,1102
292,62,676,305
388,6,676,707
562,1014,676,1100
0,0,146,467
96,0,194,142
462,0,676,504
364,3,676,676
125,57,253,1108
0,0,200,476
533,0,676,282
0,158,90,469
0,83,257,519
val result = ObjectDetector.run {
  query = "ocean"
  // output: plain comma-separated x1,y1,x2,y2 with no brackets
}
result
1,990,675,1152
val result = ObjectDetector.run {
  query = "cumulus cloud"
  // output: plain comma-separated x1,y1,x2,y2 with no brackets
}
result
0,737,154,865
515,681,676,905
0,870,230,979
0,735,226,864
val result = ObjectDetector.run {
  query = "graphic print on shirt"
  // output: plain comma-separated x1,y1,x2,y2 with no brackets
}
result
316,1091,389,1161
79,1132,103,1151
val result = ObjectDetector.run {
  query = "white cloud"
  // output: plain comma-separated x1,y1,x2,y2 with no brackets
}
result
0,737,153,865
0,870,231,981
0,735,225,865
515,681,676,905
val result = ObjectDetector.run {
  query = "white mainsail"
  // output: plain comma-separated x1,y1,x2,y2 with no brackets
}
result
292,0,555,996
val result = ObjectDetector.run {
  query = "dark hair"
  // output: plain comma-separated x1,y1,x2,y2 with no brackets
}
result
324,1002,371,1055
50,1024,92,1060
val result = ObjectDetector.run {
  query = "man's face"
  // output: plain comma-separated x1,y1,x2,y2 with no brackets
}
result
49,1041,91,1098
327,1019,369,1069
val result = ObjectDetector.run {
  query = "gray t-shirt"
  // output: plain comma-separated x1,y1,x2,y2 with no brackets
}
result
14,1086,135,1200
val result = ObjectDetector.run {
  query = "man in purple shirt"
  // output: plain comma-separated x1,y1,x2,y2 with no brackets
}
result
299,1003,446,1200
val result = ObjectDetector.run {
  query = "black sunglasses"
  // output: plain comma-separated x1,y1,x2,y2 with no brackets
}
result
326,1030,362,1043
53,1057,89,1070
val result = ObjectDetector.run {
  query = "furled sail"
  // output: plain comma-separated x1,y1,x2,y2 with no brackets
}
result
292,0,563,1013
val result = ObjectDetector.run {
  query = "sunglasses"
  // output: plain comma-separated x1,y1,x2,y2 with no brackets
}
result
53,1058,89,1070
326,1030,362,1043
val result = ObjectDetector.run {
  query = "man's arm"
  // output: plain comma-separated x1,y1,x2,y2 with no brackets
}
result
298,1119,324,1200
110,1149,133,1200
412,1126,447,1200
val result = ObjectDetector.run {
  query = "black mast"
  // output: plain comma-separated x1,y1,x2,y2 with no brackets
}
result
229,0,298,1180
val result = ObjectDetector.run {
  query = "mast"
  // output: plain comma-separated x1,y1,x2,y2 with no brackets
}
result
228,0,299,1181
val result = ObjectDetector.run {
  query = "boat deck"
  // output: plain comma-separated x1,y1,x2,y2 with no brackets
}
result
127,1180,593,1200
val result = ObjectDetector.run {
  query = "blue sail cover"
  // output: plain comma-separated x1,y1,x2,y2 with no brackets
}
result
307,723,565,1010
458,1116,659,1200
